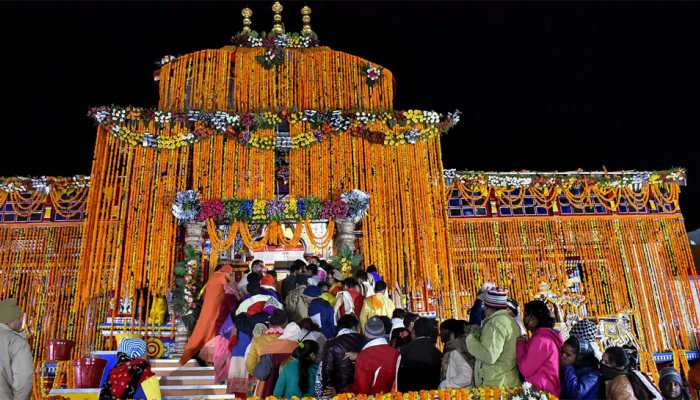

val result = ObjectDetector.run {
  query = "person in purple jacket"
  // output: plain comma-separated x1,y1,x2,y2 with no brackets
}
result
516,300,564,397
559,335,601,400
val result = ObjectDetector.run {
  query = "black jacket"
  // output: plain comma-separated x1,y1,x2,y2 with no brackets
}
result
397,337,442,392
320,332,365,391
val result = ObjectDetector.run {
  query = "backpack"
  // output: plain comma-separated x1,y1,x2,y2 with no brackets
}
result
253,354,274,380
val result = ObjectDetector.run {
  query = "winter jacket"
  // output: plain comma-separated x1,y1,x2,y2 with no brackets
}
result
440,336,474,389
308,298,336,339
606,374,636,400
466,309,521,387
359,293,395,331
560,365,601,400
352,338,400,395
245,330,282,375
0,323,32,400
516,327,563,396
397,337,442,392
285,285,308,323
281,275,297,300
320,331,366,392
273,358,319,398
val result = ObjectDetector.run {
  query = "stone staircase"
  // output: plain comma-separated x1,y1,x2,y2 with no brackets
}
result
151,359,233,399
48,358,234,399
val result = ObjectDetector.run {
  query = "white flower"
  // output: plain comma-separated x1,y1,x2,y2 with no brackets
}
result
528,396,536,400
512,396,522,400
539,394,548,400
522,382,533,391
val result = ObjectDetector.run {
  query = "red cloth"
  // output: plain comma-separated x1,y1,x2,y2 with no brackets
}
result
107,358,154,398
352,341,399,395
349,288,364,316
179,265,233,364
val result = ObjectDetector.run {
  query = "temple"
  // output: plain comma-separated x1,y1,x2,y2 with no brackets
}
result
0,2,698,399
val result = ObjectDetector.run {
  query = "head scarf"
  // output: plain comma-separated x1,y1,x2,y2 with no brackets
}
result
117,338,147,359
279,322,302,341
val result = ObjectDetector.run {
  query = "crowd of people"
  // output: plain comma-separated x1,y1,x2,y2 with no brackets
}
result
0,256,696,400
166,256,695,400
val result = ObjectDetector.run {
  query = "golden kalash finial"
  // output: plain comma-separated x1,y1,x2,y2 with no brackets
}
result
241,7,253,34
301,5,312,35
272,1,285,34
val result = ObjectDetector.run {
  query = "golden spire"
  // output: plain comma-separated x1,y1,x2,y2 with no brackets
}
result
272,1,284,34
301,5,312,35
241,7,253,34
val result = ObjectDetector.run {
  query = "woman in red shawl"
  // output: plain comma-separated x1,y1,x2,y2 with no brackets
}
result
180,264,237,365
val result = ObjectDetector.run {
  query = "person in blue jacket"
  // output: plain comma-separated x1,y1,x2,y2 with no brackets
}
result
559,335,601,400
274,340,320,398
304,285,336,339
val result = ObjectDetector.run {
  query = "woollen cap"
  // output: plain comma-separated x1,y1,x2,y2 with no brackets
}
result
659,367,683,385
118,338,147,359
0,298,22,324
483,288,508,309
365,317,386,339
570,319,598,343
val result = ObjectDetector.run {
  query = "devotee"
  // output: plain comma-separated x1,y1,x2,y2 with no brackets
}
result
281,260,305,299
366,265,383,284
100,338,160,400
180,264,234,365
569,319,602,359
466,287,521,387
318,282,337,307
328,270,345,296
469,282,495,327
516,300,563,396
438,318,473,389
285,280,309,323
559,335,601,400
320,314,366,396
334,278,364,322
397,317,442,391
354,270,374,297
253,322,303,397
506,297,526,335
390,308,406,336
305,285,336,339
601,346,662,400
658,367,691,400
0,298,32,400
273,340,320,398
238,259,266,295
299,318,327,351
245,309,287,376
403,312,420,332
351,316,400,395
359,281,395,330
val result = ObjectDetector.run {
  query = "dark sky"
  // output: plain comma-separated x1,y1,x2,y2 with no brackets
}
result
2,1,699,227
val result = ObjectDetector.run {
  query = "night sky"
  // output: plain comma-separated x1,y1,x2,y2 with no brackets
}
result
2,1,699,227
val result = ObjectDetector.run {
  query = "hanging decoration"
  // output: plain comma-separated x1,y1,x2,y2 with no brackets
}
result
87,106,461,150
362,63,383,86
0,175,90,219
0,175,90,193
171,245,205,333
330,246,363,278
171,190,370,225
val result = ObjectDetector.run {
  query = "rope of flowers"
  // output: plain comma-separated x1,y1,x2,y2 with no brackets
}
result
87,106,461,150
245,383,556,400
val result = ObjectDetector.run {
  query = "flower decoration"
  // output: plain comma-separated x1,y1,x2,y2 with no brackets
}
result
0,176,90,194
231,30,319,49
172,245,204,333
340,189,370,223
171,190,201,224
329,246,363,278
445,169,688,190
171,191,370,224
404,129,421,144
88,106,461,150
255,46,286,69
363,63,382,86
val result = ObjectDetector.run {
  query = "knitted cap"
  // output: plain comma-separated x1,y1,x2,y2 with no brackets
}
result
365,316,386,339
118,338,147,359
570,319,598,343
659,367,683,385
260,274,276,288
506,297,519,315
483,288,508,309
303,285,322,298
0,298,22,324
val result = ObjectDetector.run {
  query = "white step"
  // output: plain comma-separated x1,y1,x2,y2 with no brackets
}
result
160,375,218,385
161,384,228,396
152,366,215,377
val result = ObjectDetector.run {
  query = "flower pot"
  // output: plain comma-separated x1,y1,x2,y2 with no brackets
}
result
73,357,107,388
46,339,75,361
